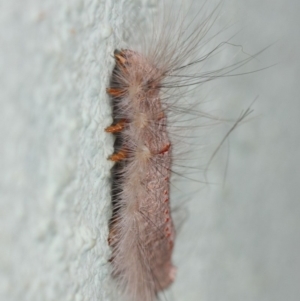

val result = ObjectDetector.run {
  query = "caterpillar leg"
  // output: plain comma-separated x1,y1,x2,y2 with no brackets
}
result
108,149,127,162
106,87,126,97
105,119,127,133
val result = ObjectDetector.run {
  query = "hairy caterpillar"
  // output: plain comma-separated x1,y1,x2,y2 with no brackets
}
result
106,48,175,301
105,1,257,300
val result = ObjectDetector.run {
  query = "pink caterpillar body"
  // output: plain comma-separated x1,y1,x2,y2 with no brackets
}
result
106,49,176,301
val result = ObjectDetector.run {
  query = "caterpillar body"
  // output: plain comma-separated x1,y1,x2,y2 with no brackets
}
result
106,49,175,301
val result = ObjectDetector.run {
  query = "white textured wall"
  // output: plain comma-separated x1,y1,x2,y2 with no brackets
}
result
0,0,120,300
1,0,299,301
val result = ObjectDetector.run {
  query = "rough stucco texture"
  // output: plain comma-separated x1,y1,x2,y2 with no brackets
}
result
0,0,120,300
1,0,300,301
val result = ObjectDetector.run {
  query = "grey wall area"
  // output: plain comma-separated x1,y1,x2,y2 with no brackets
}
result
172,1,300,301
0,0,299,301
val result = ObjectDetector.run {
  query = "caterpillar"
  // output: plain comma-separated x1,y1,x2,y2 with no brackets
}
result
105,1,257,300
106,48,175,301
